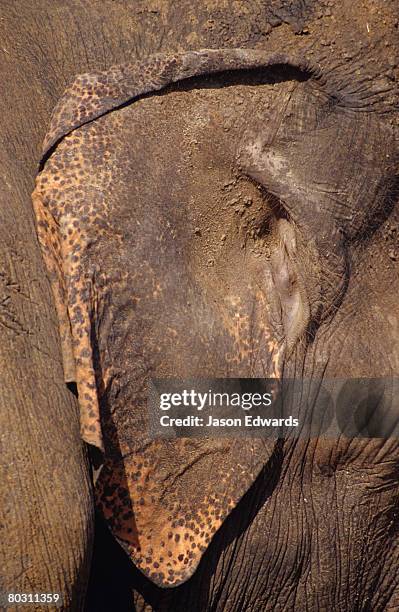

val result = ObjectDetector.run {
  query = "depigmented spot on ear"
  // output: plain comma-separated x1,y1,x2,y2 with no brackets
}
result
271,219,310,353
95,438,270,587
32,175,104,452
32,188,76,382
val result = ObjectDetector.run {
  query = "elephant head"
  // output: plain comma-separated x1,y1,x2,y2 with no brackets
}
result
32,47,398,588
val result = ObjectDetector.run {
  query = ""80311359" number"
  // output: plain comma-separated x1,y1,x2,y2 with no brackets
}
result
0,592,62,607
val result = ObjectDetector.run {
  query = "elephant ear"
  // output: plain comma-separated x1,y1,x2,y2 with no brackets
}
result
33,48,332,587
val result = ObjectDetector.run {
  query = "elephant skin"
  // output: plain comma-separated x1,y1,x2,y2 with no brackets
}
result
0,1,398,611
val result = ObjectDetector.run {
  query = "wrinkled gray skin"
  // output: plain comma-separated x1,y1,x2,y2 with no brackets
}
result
1,1,398,611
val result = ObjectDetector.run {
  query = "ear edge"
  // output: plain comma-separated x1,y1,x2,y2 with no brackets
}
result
32,182,104,451
40,48,324,167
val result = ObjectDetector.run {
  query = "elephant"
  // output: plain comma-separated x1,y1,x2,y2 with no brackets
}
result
1,1,398,611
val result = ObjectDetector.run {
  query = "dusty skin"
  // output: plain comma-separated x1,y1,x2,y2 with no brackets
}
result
0,1,398,611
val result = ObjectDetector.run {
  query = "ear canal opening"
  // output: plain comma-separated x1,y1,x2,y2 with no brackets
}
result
267,190,291,222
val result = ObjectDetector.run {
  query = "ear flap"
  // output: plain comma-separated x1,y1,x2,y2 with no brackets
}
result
33,48,338,588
